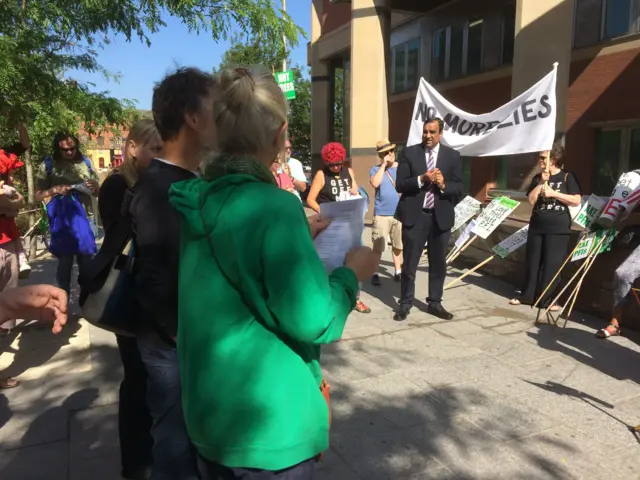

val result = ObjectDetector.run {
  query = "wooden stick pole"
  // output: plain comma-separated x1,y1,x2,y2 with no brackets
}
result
532,240,583,309
565,241,605,319
444,254,496,290
541,233,609,317
447,235,478,265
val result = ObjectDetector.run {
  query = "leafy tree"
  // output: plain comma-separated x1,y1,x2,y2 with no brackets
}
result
0,0,302,255
214,35,311,165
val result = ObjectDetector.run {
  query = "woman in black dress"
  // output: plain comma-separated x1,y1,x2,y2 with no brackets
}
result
510,144,581,310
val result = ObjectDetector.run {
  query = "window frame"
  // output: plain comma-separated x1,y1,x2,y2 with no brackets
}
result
594,123,640,194
431,18,485,82
391,38,421,94
574,0,640,46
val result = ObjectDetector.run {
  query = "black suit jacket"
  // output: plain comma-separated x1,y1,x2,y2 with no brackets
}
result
394,143,464,230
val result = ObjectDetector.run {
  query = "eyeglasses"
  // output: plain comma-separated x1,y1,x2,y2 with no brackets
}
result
538,155,547,160
60,147,76,153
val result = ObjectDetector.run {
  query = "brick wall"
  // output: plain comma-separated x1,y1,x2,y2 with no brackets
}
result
565,48,640,193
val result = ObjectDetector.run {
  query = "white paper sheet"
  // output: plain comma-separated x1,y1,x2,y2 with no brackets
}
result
314,198,366,273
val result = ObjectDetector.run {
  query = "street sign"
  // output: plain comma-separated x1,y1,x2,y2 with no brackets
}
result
275,70,296,100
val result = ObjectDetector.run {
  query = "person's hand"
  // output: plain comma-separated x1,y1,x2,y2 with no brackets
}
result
421,169,436,185
308,214,331,239
0,285,68,334
345,246,377,281
433,169,445,189
85,179,99,194
55,185,72,196
542,186,557,199
350,187,359,196
541,171,550,183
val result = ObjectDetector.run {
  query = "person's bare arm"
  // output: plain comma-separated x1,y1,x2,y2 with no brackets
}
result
348,167,359,195
527,173,547,207
36,185,71,202
306,171,325,214
370,164,386,188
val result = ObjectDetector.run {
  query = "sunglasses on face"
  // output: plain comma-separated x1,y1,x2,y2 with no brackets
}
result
61,147,76,153
538,155,547,160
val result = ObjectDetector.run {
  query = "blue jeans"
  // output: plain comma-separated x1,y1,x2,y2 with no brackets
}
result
137,332,200,480
199,457,315,480
56,254,92,298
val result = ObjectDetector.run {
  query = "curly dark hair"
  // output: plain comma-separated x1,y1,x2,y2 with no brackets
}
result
152,67,218,142
52,132,83,163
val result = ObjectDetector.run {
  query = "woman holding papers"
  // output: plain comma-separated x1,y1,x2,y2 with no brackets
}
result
510,144,581,309
168,66,376,479
307,141,371,313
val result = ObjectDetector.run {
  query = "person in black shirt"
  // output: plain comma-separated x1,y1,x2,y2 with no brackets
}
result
511,144,581,309
90,119,161,480
130,68,218,480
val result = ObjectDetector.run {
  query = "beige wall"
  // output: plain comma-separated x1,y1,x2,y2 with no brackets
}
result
512,0,574,134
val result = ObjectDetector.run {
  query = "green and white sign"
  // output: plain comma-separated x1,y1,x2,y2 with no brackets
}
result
472,197,520,240
275,70,296,100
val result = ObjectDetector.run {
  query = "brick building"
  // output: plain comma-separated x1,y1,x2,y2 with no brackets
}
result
78,128,129,174
310,0,640,319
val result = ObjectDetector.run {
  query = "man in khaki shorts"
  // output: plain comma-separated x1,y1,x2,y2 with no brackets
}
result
369,139,403,285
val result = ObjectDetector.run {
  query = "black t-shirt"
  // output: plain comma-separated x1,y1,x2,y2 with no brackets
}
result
129,159,197,339
316,166,353,204
527,170,581,234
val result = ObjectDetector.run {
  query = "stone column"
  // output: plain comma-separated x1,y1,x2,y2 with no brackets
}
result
310,0,333,173
508,0,574,189
350,0,391,218
511,0,573,134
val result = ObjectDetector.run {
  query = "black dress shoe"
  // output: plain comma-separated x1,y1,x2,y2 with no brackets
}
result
394,306,411,322
371,274,381,286
427,303,453,320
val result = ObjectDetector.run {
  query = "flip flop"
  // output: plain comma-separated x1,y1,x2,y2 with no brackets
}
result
0,377,20,390
509,298,521,306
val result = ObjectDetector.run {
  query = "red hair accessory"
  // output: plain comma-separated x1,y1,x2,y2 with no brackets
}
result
321,142,347,165
0,149,24,175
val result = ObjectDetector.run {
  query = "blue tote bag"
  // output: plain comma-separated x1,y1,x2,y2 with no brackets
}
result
46,192,97,257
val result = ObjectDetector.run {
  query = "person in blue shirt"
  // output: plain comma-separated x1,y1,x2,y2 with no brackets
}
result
369,139,403,286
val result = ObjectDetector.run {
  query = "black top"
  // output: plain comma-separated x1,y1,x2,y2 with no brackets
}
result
129,159,197,340
394,143,464,230
99,172,129,232
316,166,353,204
1,142,27,156
527,170,581,234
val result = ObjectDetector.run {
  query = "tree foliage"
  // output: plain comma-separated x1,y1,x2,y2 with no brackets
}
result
214,35,311,165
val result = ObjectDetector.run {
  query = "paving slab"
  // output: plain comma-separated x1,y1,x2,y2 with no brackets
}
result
1,245,640,479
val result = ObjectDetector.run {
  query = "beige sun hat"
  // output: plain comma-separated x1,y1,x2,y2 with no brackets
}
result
375,138,396,154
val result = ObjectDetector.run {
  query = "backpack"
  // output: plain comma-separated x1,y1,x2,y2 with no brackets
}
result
43,156,97,257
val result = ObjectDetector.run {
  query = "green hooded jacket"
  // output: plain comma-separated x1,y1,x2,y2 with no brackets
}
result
169,173,358,471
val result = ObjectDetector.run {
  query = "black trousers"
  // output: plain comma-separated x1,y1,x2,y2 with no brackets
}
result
400,210,451,307
199,457,315,480
519,232,571,307
116,334,154,474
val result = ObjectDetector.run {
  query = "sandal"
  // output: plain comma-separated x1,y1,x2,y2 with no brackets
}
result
596,323,620,339
355,300,371,314
0,377,20,390
549,305,561,312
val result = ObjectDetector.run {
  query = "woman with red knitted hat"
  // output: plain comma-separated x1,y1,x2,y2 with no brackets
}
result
307,142,371,314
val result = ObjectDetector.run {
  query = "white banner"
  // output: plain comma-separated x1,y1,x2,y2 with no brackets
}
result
492,225,529,259
453,196,482,232
472,197,520,239
408,64,557,156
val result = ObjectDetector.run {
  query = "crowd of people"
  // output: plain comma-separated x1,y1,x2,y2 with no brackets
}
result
1,63,640,480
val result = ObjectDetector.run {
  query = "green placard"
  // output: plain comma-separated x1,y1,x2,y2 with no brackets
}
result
498,197,519,209
275,70,296,100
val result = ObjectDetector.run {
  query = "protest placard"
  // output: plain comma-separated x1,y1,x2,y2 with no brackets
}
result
472,197,520,239
573,194,607,230
571,233,594,262
598,171,640,227
492,225,529,259
453,196,482,232
454,220,477,250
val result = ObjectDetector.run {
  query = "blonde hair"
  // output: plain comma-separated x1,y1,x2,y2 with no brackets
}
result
120,118,161,186
214,67,288,162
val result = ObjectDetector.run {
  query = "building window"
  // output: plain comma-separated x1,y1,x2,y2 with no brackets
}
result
431,18,485,82
98,157,105,169
391,39,420,93
594,125,640,196
502,3,516,64
97,136,104,147
574,0,640,47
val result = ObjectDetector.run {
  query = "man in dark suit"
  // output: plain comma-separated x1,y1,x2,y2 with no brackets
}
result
394,118,464,321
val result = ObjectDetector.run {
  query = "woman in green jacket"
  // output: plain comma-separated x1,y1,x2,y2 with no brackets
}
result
169,66,376,479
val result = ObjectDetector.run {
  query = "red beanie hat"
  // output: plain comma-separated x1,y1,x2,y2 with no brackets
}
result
321,142,347,165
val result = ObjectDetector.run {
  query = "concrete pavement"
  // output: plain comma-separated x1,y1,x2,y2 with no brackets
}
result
2,249,640,479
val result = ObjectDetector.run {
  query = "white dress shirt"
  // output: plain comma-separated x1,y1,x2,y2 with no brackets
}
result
417,143,440,188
